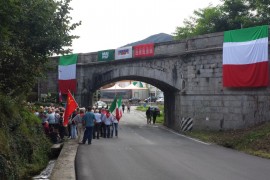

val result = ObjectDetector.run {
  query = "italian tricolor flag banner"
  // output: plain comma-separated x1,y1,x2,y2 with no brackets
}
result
223,25,269,87
109,96,123,121
116,96,122,121
58,54,78,94
109,96,117,113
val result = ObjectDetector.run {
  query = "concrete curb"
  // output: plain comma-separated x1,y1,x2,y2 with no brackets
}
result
50,140,78,180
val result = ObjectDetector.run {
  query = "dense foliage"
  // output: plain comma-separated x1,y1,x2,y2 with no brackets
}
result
0,94,52,179
0,0,80,178
174,0,270,40
0,0,81,97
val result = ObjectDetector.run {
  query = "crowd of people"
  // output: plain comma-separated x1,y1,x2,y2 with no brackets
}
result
35,104,120,145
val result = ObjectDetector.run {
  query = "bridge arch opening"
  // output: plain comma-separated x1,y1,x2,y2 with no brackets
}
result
87,75,179,128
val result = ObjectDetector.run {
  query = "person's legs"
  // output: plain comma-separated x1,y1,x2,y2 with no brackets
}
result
68,124,71,138
106,125,110,138
111,124,114,138
82,128,88,144
114,123,118,136
71,125,77,139
93,124,96,139
96,123,100,139
103,124,106,138
87,127,93,144
77,124,83,143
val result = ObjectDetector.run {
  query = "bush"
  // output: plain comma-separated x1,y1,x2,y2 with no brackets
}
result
0,94,52,179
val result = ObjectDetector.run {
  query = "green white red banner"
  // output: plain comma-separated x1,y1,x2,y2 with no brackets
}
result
58,54,78,94
223,25,269,87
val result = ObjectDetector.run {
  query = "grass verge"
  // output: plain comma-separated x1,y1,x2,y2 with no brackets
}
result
184,122,270,159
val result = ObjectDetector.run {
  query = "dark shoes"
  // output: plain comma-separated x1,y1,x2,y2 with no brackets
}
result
79,141,91,145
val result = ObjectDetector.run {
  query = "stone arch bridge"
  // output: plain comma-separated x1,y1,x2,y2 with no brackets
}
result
42,31,270,131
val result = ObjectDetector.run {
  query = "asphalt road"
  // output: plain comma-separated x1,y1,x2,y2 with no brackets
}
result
75,107,270,180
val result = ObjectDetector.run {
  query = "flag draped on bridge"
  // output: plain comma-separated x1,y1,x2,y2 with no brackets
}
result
58,54,78,94
64,91,78,126
223,25,269,87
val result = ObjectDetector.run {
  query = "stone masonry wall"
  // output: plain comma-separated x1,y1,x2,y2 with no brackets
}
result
43,31,270,130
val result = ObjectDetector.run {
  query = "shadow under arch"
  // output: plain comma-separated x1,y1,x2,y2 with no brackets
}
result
90,75,180,129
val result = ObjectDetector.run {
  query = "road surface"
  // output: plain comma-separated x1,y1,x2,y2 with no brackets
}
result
75,106,270,180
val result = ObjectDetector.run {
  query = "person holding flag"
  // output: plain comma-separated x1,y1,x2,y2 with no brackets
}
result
115,96,123,121
111,96,122,137
109,96,123,137
63,90,78,127
102,110,113,138
111,114,118,138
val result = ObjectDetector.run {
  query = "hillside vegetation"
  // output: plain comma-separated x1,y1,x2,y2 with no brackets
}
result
0,94,52,179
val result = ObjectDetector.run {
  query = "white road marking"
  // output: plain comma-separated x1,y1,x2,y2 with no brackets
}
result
160,126,211,145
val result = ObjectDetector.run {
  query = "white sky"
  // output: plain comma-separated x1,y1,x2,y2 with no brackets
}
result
69,0,221,54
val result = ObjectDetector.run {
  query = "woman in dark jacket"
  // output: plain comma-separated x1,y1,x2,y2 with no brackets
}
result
146,107,151,124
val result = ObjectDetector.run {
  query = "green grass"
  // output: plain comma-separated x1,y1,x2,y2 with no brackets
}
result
184,122,270,159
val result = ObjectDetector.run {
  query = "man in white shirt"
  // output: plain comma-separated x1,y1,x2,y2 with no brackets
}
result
111,115,119,138
93,109,102,139
102,110,113,138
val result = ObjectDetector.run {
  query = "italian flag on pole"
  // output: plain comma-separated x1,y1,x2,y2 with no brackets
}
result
58,54,78,94
223,25,269,87
116,96,122,121
109,96,117,113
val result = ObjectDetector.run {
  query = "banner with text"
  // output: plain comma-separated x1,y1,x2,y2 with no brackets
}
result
98,49,115,61
134,43,154,58
115,46,133,60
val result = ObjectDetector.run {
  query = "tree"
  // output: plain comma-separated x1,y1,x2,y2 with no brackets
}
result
245,0,270,25
0,0,81,97
174,5,227,40
174,0,269,40
221,0,252,29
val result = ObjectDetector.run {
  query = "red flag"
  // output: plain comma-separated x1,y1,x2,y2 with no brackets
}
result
63,91,78,126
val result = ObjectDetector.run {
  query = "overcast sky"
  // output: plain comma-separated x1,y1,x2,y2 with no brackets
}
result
69,0,221,54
